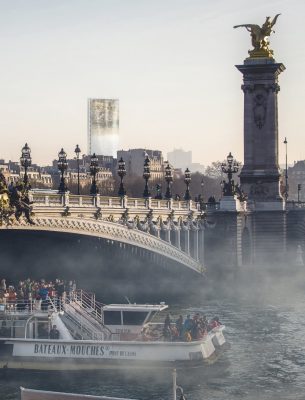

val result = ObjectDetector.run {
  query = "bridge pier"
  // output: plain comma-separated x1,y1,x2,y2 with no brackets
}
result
181,228,190,255
198,228,205,264
171,228,181,250
193,229,199,261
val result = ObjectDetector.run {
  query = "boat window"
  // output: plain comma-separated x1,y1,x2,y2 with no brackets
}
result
122,311,149,325
103,311,122,325
37,322,49,339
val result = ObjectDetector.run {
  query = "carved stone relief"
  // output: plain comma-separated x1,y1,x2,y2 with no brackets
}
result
253,90,267,129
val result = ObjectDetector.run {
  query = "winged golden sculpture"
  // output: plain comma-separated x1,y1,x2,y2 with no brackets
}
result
234,14,281,58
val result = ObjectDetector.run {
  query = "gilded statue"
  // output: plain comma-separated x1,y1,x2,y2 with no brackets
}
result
0,173,34,225
234,14,281,58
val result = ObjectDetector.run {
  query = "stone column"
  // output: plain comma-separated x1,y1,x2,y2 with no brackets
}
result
236,59,285,210
191,229,199,261
175,228,181,250
182,229,190,255
165,228,171,243
198,227,205,264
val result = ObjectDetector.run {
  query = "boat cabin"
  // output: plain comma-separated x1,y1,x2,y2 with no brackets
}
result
102,303,168,337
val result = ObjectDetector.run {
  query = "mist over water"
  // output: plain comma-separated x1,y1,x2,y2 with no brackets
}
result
1,229,305,399
1,267,305,400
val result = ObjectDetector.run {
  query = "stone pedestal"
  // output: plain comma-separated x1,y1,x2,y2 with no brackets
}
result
230,57,288,267
220,196,245,212
249,210,287,266
236,58,285,210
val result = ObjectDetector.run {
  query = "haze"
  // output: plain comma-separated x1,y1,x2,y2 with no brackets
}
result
0,0,303,166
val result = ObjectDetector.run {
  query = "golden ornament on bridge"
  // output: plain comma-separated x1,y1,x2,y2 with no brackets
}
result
234,14,281,59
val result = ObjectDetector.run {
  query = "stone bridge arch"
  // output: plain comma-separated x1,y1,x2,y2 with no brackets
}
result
1,216,204,274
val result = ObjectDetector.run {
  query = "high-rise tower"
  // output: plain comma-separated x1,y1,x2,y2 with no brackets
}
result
88,99,119,157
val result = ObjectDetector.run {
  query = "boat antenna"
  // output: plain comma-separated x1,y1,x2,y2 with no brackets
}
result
125,296,131,304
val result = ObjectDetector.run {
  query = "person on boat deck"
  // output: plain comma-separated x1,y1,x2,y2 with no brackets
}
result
175,315,184,339
163,314,171,339
0,278,6,293
170,325,180,341
163,314,171,330
208,317,221,331
8,286,17,308
183,314,193,331
183,330,192,342
49,325,60,339
199,315,208,337
182,314,193,341
39,285,49,311
191,314,201,340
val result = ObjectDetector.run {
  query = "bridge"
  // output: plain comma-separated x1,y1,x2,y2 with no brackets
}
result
0,190,207,275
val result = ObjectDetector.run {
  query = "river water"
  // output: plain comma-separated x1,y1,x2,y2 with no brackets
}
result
1,283,305,400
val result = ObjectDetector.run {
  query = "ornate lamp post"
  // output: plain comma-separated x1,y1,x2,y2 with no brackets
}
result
57,148,68,193
117,157,126,197
184,168,191,201
89,153,99,195
143,154,151,198
221,152,239,196
284,137,288,201
200,178,204,201
155,184,162,200
74,144,81,195
164,163,173,200
20,143,32,188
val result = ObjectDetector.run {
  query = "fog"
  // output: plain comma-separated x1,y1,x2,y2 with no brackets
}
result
1,229,305,400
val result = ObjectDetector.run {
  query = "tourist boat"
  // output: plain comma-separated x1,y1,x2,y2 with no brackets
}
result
0,290,226,371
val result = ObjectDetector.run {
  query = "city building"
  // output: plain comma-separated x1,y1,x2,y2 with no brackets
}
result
82,155,116,175
0,159,53,188
117,149,166,181
167,149,192,171
66,169,114,193
287,160,305,201
88,99,119,157
190,163,205,174
50,155,115,194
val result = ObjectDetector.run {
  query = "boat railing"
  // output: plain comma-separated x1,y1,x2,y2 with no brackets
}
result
62,293,116,341
73,290,104,321
0,298,59,315
61,307,105,341
62,303,119,341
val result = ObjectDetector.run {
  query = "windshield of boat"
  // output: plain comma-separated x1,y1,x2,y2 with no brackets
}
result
103,310,158,326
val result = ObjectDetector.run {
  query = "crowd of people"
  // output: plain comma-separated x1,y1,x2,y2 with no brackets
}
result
0,278,77,310
162,313,221,342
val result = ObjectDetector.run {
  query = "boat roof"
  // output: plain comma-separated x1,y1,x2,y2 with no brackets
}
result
102,304,168,312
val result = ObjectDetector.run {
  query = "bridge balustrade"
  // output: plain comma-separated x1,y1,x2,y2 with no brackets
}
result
30,192,199,212
286,201,305,210
128,198,147,209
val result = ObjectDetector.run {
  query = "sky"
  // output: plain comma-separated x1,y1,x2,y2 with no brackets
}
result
0,0,304,166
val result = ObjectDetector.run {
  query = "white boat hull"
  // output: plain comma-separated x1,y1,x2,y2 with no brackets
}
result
0,331,225,371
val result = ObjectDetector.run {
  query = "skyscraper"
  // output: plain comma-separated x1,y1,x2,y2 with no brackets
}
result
88,99,119,157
